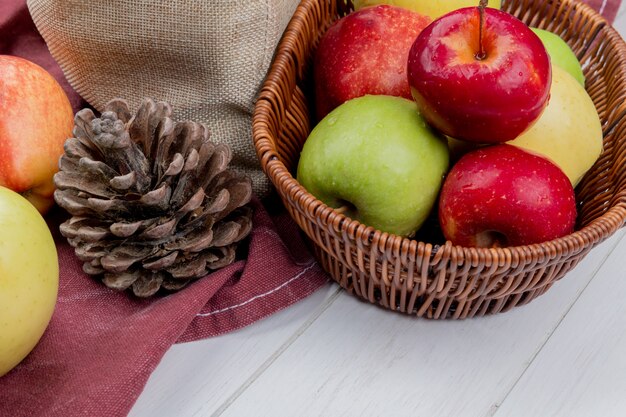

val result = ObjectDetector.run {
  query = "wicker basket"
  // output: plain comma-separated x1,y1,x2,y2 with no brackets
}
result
252,0,626,318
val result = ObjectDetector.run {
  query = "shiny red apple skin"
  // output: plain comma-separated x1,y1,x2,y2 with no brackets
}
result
314,5,431,120
439,144,577,247
0,55,74,213
407,7,551,143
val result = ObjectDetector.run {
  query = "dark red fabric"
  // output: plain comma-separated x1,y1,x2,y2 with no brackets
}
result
0,2,84,112
0,198,327,417
0,2,329,415
585,0,621,21
0,0,621,416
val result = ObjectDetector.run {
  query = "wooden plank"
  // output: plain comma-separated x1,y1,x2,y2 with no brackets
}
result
128,284,340,417
493,233,626,417
217,231,625,417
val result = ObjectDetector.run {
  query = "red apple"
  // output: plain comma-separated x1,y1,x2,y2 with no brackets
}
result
439,144,577,247
314,5,431,120
407,5,551,143
0,55,74,213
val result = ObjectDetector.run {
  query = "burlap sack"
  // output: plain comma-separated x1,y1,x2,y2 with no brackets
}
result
26,0,300,197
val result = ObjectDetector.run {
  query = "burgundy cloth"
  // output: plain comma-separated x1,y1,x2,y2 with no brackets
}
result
0,0,621,416
586,0,621,20
0,2,328,416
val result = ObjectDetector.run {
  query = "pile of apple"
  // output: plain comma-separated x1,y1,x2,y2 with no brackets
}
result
297,0,603,248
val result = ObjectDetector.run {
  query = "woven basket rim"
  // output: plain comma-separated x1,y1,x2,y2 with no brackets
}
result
252,0,626,267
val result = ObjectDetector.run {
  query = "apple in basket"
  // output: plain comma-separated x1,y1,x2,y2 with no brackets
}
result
444,32,598,173
352,0,501,19
0,186,59,377
313,4,431,120
531,27,585,86
438,144,577,247
0,55,74,214
297,95,449,237
407,2,551,143
507,65,603,186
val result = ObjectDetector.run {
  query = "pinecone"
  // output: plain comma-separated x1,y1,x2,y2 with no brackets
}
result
54,98,253,297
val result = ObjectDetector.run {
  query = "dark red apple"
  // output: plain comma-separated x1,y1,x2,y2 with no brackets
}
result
439,144,577,247
407,5,551,143
314,5,431,120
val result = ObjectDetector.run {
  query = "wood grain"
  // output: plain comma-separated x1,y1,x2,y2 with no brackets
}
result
217,232,625,417
493,233,626,417
128,285,339,417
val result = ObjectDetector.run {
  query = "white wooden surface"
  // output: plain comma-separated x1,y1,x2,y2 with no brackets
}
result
130,9,626,417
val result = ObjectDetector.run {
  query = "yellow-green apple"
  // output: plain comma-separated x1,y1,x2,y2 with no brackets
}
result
507,65,603,186
0,55,74,214
407,4,551,143
531,28,585,86
439,144,577,247
0,186,59,377
314,5,431,120
353,0,501,20
297,95,449,237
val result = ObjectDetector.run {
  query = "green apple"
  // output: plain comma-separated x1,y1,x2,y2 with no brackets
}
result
353,0,501,19
508,65,603,186
531,27,585,86
0,186,58,377
297,95,449,237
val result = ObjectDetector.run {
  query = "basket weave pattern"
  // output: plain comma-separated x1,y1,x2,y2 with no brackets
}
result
253,0,626,318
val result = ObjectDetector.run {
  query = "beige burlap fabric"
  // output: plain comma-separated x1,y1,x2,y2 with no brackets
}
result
27,0,300,197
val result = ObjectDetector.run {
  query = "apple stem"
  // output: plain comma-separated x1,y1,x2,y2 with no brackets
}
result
476,0,488,60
